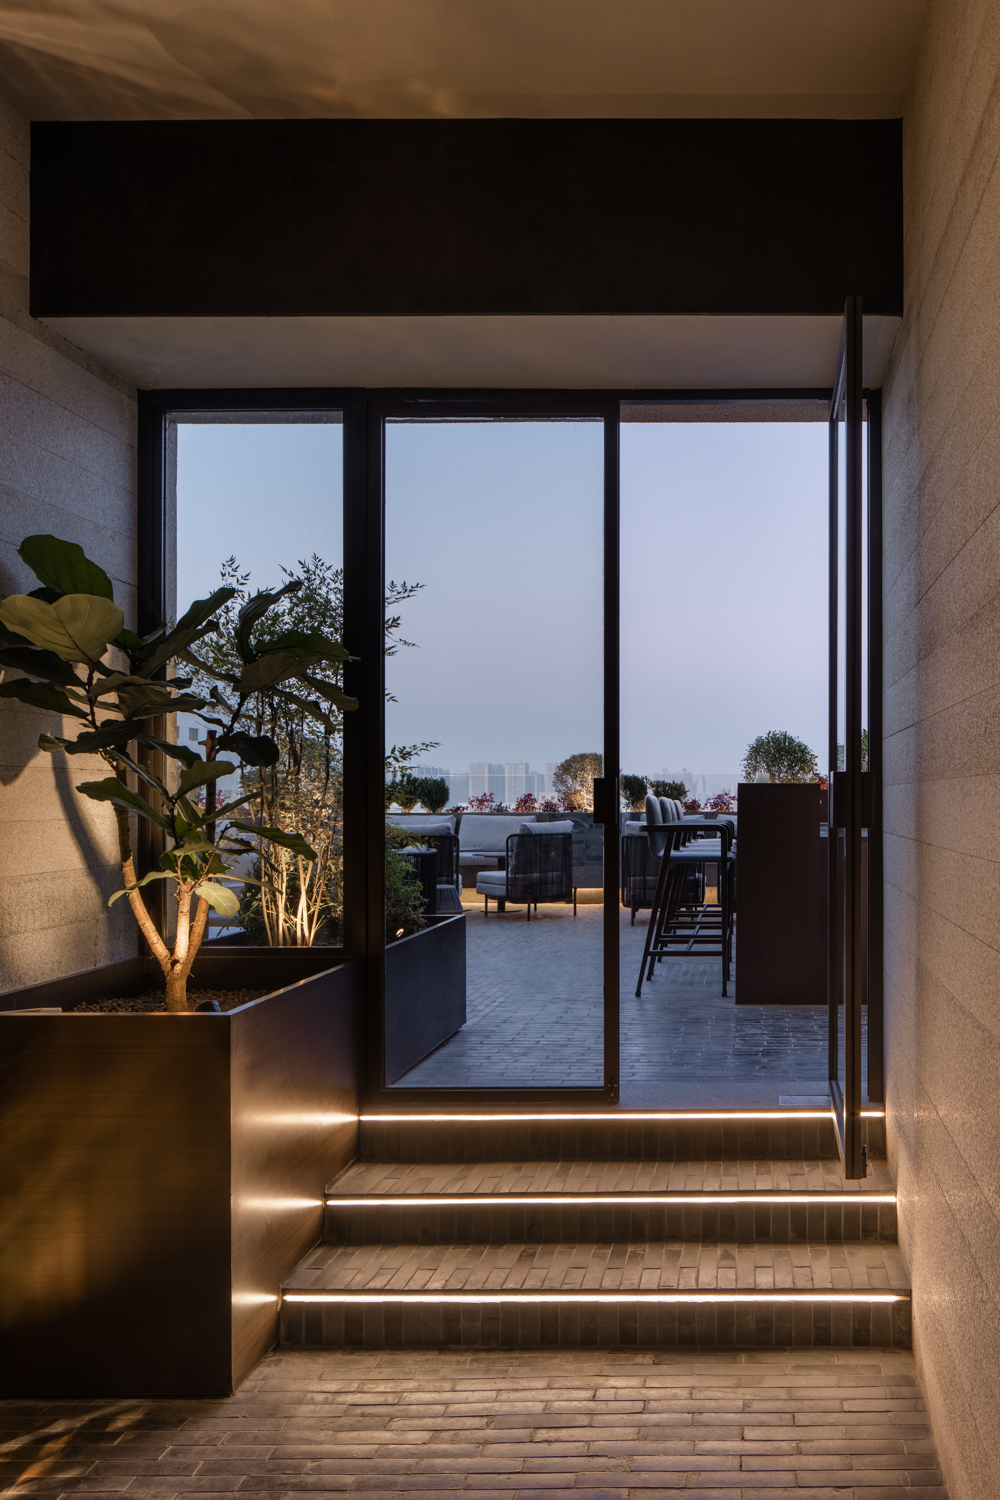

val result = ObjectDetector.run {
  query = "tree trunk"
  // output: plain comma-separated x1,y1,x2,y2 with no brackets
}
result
164,968,188,1012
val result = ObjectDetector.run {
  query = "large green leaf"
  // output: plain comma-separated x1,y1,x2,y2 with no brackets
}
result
255,629,351,667
137,732,201,769
177,758,237,796
193,881,241,917
227,822,318,860
76,776,173,831
216,730,280,766
0,645,81,686
130,587,235,675
108,870,175,906
0,678,88,717
0,593,124,663
236,581,302,663
299,672,359,713
86,671,159,698
238,649,324,691
18,534,115,600
116,686,208,719
56,719,147,755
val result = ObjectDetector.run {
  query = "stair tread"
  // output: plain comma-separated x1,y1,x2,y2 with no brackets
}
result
328,1157,895,1198
285,1239,909,1294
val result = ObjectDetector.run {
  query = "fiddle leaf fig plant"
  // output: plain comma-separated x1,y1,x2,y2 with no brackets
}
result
0,534,358,1012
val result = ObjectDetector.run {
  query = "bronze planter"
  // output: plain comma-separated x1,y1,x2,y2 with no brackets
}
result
0,949,363,1396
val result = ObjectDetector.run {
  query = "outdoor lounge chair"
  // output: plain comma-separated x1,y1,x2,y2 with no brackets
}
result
476,821,576,920
387,815,461,912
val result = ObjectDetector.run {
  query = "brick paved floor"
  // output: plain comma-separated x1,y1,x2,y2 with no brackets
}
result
393,907,859,1104
0,1347,946,1498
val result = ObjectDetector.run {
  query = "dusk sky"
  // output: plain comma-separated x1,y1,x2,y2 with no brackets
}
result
176,416,829,780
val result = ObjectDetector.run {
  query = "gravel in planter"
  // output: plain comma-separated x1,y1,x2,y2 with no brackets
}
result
70,989,271,1014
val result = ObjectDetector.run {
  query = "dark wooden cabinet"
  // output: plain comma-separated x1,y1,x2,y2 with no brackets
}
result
736,783,826,1005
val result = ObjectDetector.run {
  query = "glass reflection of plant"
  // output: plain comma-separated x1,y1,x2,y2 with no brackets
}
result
0,535,352,1008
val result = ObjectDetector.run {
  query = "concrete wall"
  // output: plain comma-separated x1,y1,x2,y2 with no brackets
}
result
0,94,138,994
882,3,1000,1496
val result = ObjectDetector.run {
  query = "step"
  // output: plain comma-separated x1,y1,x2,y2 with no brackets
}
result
360,1108,886,1163
324,1158,898,1244
280,1240,912,1350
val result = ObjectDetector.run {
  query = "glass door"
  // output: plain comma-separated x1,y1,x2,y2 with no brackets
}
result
372,400,619,1104
828,298,866,1176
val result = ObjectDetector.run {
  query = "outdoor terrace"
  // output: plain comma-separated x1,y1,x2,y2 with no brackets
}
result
393,902,861,1105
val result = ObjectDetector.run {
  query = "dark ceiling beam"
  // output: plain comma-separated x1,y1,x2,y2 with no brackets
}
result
30,119,902,319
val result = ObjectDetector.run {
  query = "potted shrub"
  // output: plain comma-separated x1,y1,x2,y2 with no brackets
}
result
0,534,365,1396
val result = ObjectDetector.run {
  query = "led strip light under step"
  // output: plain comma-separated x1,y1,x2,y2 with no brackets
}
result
327,1192,895,1208
284,1289,907,1306
361,1110,886,1122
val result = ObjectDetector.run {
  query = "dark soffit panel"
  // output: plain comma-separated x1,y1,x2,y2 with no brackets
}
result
30,118,902,319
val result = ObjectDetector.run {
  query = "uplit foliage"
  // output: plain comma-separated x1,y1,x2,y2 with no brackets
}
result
553,752,602,811
0,535,356,1010
742,730,818,784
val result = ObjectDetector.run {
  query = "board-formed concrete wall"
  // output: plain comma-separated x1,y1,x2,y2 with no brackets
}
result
0,94,138,993
882,3,1000,1495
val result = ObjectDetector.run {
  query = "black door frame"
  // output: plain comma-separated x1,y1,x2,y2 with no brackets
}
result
364,393,620,1109
827,298,873,1176
139,381,882,1114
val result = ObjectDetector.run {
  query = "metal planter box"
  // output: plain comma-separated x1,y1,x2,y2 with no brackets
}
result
0,948,363,1396
384,913,466,1084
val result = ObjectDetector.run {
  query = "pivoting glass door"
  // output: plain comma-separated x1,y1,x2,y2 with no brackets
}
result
828,298,866,1177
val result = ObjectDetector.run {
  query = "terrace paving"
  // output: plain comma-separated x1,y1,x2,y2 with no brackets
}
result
0,1347,945,1500
394,905,857,1105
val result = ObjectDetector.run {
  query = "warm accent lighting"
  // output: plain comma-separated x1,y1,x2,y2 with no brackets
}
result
326,1192,895,1208
283,1290,905,1305
244,1197,323,1210
250,1113,359,1127
361,1110,834,1122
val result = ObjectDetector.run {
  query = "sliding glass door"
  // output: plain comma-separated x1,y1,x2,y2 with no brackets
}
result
372,400,619,1103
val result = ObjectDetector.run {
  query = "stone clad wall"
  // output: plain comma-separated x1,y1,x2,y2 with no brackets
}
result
0,94,138,993
882,2,1000,1495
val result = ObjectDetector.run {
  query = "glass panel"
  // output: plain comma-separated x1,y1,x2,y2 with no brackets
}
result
383,418,605,1089
173,413,345,948
620,414,829,1106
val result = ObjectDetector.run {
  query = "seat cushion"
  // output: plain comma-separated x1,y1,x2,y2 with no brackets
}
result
386,815,456,836
476,871,508,894
459,814,536,854
519,820,574,835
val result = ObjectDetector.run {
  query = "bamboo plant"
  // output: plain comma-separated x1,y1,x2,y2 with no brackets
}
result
0,534,357,1011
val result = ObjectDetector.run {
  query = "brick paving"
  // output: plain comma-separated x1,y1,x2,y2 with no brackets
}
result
328,1161,896,1197
0,1346,946,1498
395,908,853,1103
289,1241,909,1293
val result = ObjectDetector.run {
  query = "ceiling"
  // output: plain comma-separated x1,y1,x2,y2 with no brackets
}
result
0,1,927,121
41,313,902,390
